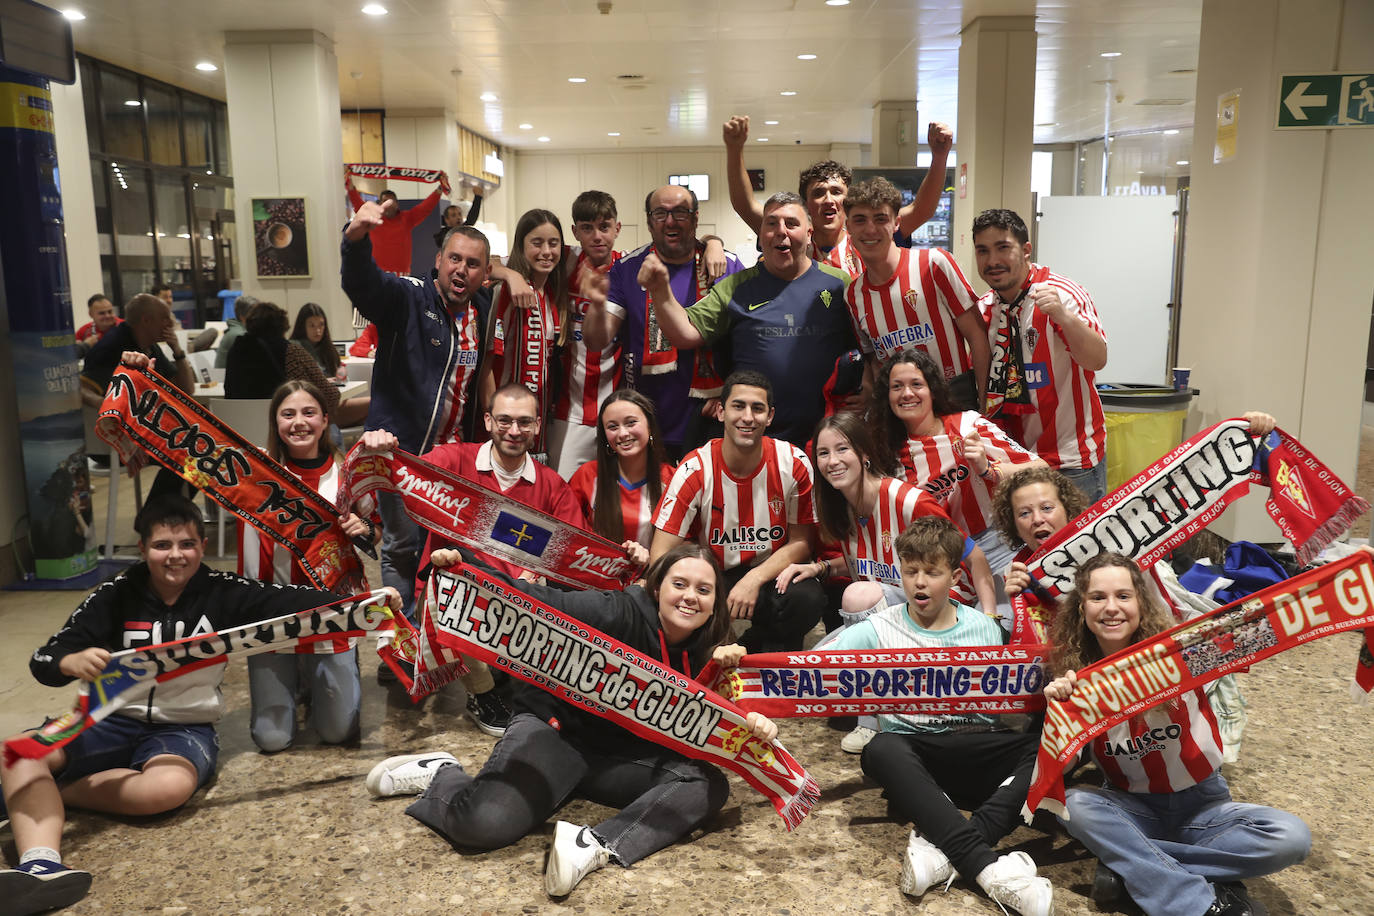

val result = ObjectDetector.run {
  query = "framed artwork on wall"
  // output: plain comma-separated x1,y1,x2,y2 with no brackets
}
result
252,197,309,278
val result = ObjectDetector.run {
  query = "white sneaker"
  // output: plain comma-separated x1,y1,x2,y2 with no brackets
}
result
976,853,1054,916
840,725,877,754
365,752,458,797
898,831,955,898
544,821,610,897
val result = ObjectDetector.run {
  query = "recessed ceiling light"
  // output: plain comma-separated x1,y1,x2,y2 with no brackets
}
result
764,120,779,125
538,136,551,143
1163,128,1181,135
567,77,586,83
607,131,621,137
780,90,797,96
124,99,141,107
480,92,497,102
825,0,849,5
361,3,387,15
1035,121,1058,127
1176,160,1189,165
1100,51,1122,58
757,137,770,142
797,53,817,61
518,123,533,129
195,62,218,72
60,8,85,20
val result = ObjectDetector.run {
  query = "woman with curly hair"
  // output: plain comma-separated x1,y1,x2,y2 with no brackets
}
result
1044,552,1309,916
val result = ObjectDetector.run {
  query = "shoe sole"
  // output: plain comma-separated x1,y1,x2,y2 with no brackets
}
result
898,849,951,898
544,823,577,897
0,871,93,916
365,753,450,796
466,711,508,738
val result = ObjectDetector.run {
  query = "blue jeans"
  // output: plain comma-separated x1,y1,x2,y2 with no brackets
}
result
406,713,729,866
247,649,361,751
1059,460,1107,504
377,489,422,623
1061,771,1310,916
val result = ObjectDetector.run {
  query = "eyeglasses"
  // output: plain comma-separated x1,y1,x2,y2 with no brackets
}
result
648,207,697,224
491,415,537,431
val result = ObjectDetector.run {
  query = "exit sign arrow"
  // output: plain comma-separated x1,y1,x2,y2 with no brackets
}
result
1276,73,1374,128
1283,81,1326,120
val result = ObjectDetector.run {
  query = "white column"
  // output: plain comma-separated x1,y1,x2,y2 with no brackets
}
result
223,30,348,329
1178,0,1374,539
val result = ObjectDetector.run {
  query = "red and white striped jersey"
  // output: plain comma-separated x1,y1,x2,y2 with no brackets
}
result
845,477,952,586
554,250,622,426
847,248,978,380
432,302,482,446
813,232,864,280
896,411,1038,538
490,282,560,396
237,455,376,654
568,460,674,549
654,437,817,571
978,264,1106,470
1089,687,1223,794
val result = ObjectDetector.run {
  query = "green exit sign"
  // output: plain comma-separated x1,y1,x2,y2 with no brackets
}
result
1276,73,1374,128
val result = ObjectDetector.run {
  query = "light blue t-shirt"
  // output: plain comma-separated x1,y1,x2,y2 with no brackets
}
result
828,601,1007,734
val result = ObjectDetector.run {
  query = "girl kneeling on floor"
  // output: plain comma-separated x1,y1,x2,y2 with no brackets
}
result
1045,552,1310,916
365,543,775,898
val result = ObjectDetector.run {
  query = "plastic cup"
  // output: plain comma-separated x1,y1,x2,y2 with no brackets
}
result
1172,367,1191,391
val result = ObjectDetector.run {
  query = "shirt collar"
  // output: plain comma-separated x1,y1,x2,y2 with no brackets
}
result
476,439,536,483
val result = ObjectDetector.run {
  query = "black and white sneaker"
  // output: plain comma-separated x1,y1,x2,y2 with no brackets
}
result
466,689,512,736
0,860,93,915
544,821,610,897
365,752,459,797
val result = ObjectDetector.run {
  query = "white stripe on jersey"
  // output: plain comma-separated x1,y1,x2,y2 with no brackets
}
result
846,477,947,585
654,437,816,570
1091,687,1223,793
813,232,863,280
555,250,621,426
847,248,977,380
897,411,1037,537
433,302,482,446
978,264,1106,469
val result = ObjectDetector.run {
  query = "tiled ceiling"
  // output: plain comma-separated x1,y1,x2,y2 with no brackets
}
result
62,0,1200,164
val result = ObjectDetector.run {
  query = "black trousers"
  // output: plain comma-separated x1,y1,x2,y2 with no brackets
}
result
861,729,1040,879
723,563,826,653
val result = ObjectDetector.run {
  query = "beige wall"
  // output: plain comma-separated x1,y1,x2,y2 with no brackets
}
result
1178,0,1374,540
511,143,862,259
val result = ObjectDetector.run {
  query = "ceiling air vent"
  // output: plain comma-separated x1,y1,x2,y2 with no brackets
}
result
1135,98,1190,106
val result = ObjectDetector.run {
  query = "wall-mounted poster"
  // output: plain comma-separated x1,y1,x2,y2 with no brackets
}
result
252,196,310,278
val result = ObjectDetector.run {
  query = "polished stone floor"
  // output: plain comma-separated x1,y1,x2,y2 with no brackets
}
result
2,447,1372,915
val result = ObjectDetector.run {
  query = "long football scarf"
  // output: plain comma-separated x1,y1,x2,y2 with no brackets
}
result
337,444,639,591
1023,419,1366,602
698,645,1049,718
493,282,558,455
376,591,469,700
344,163,450,195
97,367,369,592
4,592,395,765
426,563,821,828
983,266,1045,419
1022,552,1374,821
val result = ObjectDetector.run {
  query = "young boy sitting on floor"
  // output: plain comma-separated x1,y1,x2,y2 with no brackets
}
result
0,496,390,916
825,516,1052,916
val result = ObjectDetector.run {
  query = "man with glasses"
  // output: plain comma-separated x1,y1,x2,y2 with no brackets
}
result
582,185,742,459
359,383,584,736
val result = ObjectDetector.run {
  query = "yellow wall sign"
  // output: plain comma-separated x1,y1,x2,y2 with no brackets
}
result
1214,89,1240,164
0,82,55,134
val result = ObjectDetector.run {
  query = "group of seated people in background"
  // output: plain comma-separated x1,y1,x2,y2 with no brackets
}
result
3,117,1321,916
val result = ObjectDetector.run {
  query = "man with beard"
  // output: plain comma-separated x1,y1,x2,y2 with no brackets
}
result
581,185,743,459
642,191,856,448
340,202,494,661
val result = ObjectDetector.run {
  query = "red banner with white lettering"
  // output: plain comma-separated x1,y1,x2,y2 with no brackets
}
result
1023,552,1374,821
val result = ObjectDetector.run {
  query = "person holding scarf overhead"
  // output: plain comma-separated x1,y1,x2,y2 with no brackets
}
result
973,208,1108,502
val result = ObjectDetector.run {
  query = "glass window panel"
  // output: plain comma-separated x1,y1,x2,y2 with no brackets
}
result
80,58,101,151
182,94,213,172
108,165,155,301
212,103,231,177
152,172,194,321
144,82,182,166
98,69,145,161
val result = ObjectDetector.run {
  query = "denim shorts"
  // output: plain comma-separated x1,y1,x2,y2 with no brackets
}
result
51,714,219,789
